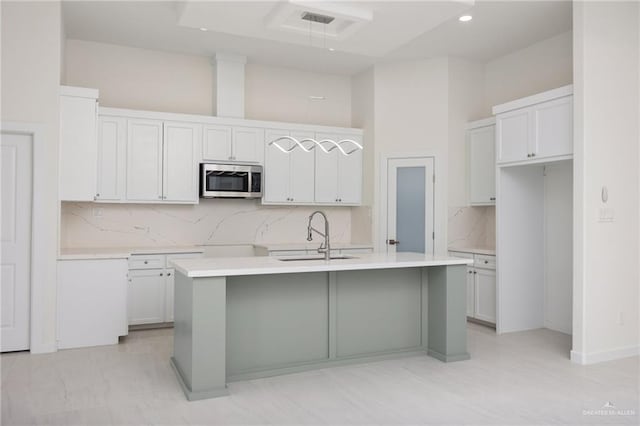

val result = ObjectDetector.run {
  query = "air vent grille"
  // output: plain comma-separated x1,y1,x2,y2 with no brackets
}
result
301,11,335,25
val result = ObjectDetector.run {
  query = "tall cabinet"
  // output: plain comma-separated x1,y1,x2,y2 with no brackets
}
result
467,118,496,206
494,85,574,335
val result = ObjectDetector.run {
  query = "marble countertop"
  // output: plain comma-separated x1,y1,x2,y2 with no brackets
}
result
253,242,373,251
448,246,496,256
58,246,205,260
171,252,473,278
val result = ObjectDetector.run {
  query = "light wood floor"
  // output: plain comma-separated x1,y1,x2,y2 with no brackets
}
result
2,323,638,425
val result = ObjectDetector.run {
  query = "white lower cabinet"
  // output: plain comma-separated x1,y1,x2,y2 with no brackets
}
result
57,258,128,349
450,251,496,325
127,252,201,326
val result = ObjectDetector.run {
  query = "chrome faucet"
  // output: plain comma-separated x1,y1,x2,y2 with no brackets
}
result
307,211,330,261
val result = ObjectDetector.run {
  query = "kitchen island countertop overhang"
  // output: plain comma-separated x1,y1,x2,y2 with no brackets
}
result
169,252,473,277
170,252,473,401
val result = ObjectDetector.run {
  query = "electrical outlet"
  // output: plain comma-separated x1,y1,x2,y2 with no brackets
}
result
598,207,614,222
92,207,103,217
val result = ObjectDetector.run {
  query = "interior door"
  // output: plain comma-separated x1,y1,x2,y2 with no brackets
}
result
386,157,434,254
1,132,32,352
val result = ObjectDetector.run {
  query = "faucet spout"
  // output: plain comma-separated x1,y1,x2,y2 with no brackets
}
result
306,211,331,261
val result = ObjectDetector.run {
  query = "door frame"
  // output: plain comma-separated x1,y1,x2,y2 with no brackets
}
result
378,155,438,255
1,122,51,353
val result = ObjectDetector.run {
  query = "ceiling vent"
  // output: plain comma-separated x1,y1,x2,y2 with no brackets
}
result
264,1,371,42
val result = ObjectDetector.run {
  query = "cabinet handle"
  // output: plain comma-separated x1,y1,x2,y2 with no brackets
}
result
144,261,148,264
473,271,477,274
167,273,171,276
158,195,162,199
484,260,489,264
489,197,496,201
160,273,164,276
527,154,531,158
468,271,473,274
532,153,536,157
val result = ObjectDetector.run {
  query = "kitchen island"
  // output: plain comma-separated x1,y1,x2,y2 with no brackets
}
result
170,252,473,401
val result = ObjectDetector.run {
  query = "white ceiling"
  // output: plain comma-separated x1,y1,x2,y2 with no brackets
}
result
62,1,572,75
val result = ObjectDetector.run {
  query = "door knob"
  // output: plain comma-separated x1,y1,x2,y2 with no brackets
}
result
386,239,399,245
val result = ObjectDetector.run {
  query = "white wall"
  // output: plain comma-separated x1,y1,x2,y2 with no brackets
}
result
65,39,213,115
573,1,640,364
245,63,351,127
484,31,573,114
544,161,573,335
373,58,450,254
1,1,62,353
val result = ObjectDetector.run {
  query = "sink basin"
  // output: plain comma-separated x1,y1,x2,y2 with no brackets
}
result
277,255,357,262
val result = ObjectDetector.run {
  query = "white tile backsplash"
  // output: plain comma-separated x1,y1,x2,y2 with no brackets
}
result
447,205,495,249
60,200,352,249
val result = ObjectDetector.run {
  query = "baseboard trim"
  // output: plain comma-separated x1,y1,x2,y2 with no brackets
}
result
571,345,640,365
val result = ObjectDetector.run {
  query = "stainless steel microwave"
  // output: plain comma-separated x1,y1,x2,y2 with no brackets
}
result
200,163,262,199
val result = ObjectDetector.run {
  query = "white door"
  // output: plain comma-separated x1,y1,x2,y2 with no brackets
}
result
163,121,200,203
386,157,435,254
337,134,363,204
126,119,163,201
264,129,291,203
96,116,126,202
232,127,264,163
475,268,497,323
289,131,315,203
468,125,496,205
1,132,32,352
128,269,166,325
496,109,530,164
533,96,573,159
202,124,232,162
314,132,339,203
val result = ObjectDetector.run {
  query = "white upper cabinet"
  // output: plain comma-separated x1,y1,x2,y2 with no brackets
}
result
59,86,99,201
96,116,126,202
315,132,362,205
202,125,264,163
124,119,200,204
126,119,164,201
494,85,573,165
467,119,496,205
263,129,315,204
163,121,201,203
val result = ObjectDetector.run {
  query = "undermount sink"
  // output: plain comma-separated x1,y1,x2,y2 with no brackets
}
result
277,255,357,262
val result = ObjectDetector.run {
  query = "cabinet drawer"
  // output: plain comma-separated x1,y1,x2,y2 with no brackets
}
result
448,251,474,260
474,255,496,269
128,254,165,270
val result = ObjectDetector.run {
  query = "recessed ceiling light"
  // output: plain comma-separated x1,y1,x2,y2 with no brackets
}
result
199,27,208,32
459,15,472,22
328,47,335,52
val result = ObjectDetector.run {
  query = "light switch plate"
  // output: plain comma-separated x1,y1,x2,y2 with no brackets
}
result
598,207,614,222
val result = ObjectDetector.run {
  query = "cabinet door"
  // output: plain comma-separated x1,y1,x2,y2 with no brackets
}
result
314,132,339,203
128,269,166,325
496,108,530,164
59,95,98,201
203,124,232,162
289,131,315,203
533,96,573,159
163,121,200,203
164,268,175,323
468,125,496,205
96,116,126,202
126,119,163,201
233,127,264,163
466,267,475,318
264,129,291,203
57,259,128,349
474,268,496,324
337,134,363,204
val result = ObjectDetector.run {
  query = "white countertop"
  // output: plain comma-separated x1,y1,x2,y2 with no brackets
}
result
171,252,473,278
58,246,205,260
448,246,496,256
253,242,373,251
